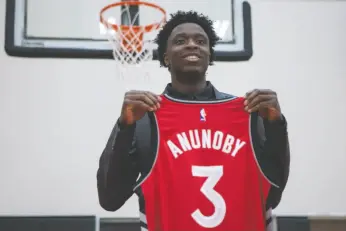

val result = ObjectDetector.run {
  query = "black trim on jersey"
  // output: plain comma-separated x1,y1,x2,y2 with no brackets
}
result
133,112,159,230
137,188,146,214
133,112,159,192
140,221,148,229
163,94,238,104
250,112,279,188
266,216,273,225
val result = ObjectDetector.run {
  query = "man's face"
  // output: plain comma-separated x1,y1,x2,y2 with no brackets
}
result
165,23,210,80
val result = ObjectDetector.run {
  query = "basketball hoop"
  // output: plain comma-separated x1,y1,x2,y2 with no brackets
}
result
100,1,166,85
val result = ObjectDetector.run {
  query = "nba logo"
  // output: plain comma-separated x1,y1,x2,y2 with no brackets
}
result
200,108,207,122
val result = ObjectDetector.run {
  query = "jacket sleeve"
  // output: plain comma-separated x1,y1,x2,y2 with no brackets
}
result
259,114,290,209
97,119,140,211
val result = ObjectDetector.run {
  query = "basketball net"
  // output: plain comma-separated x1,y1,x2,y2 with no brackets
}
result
100,1,166,87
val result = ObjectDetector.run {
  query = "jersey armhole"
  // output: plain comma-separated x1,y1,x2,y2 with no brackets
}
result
249,112,280,189
133,112,160,193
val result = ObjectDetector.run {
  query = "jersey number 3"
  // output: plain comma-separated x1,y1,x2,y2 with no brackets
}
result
191,165,226,228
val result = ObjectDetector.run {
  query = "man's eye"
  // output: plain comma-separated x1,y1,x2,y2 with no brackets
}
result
175,39,185,44
197,39,206,44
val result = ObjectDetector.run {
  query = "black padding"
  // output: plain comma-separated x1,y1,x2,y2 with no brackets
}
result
277,216,310,231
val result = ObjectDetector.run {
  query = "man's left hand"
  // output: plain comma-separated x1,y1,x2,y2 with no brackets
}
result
244,89,282,121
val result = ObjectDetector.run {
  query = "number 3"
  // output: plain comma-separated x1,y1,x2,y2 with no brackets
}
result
191,165,226,228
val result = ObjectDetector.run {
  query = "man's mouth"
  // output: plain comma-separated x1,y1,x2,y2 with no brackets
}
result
184,55,200,61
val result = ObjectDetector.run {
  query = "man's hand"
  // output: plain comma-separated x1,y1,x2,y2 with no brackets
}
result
119,90,162,125
244,89,282,121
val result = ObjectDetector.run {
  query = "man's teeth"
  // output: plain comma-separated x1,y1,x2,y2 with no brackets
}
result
185,55,199,61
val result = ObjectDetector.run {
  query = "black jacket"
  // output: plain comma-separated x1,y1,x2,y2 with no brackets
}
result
97,82,290,212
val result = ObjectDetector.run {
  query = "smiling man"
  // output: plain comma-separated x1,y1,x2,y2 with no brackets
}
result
97,11,290,231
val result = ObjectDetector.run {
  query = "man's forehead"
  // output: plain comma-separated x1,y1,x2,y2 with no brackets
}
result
170,23,207,37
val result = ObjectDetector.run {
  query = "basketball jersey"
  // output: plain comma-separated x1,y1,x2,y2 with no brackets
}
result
134,94,276,231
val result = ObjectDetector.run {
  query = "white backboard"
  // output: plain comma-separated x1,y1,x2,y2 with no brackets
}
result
5,0,253,61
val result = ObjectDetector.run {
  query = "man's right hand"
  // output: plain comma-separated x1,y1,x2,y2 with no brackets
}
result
119,90,162,125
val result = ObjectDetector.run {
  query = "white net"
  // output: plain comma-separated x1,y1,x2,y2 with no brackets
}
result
100,2,166,83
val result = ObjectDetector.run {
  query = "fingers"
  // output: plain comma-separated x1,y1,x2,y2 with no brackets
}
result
128,93,157,110
247,101,272,113
244,89,277,113
143,92,161,110
124,99,152,111
245,95,273,112
124,90,162,111
245,89,274,104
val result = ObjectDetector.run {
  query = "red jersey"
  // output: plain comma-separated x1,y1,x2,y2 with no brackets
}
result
134,94,276,231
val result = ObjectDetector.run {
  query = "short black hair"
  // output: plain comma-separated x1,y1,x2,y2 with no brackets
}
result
155,10,220,68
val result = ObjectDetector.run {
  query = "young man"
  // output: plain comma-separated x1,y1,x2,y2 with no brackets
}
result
97,11,290,231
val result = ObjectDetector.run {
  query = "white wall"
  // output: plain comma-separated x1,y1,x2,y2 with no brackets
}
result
0,0,346,218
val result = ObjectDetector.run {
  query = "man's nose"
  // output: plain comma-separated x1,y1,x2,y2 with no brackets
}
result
185,39,198,49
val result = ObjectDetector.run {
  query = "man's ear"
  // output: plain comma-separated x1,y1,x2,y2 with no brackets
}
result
163,53,169,66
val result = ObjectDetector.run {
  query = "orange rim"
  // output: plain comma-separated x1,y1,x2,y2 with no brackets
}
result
100,1,167,33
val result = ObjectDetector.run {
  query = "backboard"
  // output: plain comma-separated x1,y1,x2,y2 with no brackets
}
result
4,0,253,62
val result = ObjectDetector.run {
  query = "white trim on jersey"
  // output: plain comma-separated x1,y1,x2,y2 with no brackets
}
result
140,212,147,224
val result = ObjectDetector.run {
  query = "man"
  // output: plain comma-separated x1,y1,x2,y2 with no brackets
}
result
97,11,290,231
